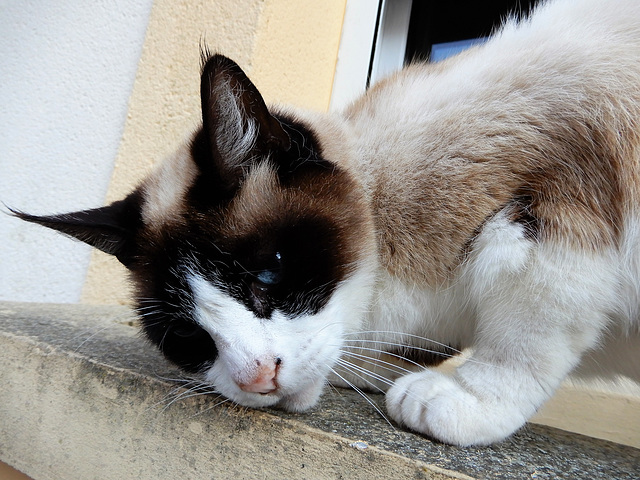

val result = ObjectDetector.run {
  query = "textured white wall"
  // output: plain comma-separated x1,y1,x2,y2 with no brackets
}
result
0,0,153,302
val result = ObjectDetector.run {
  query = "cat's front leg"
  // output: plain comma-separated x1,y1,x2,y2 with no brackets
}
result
386,310,605,446
386,242,618,446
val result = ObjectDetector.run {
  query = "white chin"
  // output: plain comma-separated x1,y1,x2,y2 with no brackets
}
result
276,380,325,412
226,390,282,409
224,381,324,412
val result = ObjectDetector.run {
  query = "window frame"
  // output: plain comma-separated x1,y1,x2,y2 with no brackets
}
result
330,0,414,111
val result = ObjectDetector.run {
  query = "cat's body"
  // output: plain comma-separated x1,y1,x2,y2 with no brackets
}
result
14,0,640,446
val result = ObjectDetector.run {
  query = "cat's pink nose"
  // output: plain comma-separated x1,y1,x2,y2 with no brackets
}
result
237,358,280,394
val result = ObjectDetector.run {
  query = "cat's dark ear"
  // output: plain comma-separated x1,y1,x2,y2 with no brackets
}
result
10,191,142,267
198,53,291,191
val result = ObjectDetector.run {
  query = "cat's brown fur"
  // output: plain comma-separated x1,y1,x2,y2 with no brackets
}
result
337,31,640,287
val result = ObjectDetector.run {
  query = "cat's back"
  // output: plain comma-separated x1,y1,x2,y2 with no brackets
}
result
339,0,640,288
346,0,640,149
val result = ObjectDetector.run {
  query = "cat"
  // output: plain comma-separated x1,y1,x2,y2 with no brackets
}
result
13,0,640,446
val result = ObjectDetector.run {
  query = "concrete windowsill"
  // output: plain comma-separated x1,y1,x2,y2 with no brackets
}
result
0,302,638,480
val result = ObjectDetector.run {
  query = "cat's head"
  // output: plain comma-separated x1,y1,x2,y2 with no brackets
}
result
14,54,376,411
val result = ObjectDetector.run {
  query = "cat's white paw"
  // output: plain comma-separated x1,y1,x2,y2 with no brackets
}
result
386,369,526,446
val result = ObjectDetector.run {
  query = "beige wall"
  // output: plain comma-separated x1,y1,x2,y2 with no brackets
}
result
81,0,347,304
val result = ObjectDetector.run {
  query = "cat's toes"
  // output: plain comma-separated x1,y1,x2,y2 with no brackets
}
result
386,370,475,445
386,370,524,446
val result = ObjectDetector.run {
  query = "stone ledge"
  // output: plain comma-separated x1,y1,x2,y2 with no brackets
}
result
0,302,638,480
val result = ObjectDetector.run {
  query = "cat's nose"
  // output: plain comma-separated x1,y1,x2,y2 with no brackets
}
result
237,357,281,394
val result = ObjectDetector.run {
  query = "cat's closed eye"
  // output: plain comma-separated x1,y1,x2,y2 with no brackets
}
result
170,322,204,338
253,251,283,287
247,251,284,316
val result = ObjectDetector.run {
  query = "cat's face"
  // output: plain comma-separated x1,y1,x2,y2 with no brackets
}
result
15,54,375,410
132,126,375,410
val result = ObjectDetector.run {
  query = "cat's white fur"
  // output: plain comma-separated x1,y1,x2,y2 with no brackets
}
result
188,256,377,412
210,79,259,170
387,213,623,445
141,142,198,228
139,0,640,446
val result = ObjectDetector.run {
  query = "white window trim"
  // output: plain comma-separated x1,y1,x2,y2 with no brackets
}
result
369,0,413,86
329,0,379,111
330,0,413,111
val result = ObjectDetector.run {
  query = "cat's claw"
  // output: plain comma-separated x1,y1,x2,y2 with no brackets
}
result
386,370,526,446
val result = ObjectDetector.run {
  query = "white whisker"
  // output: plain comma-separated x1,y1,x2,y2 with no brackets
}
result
341,337,497,369
159,384,216,411
328,365,394,427
343,330,463,354
335,358,395,390
188,395,231,418
340,343,431,370
339,349,416,376
72,324,112,352
335,358,465,413
144,372,223,415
